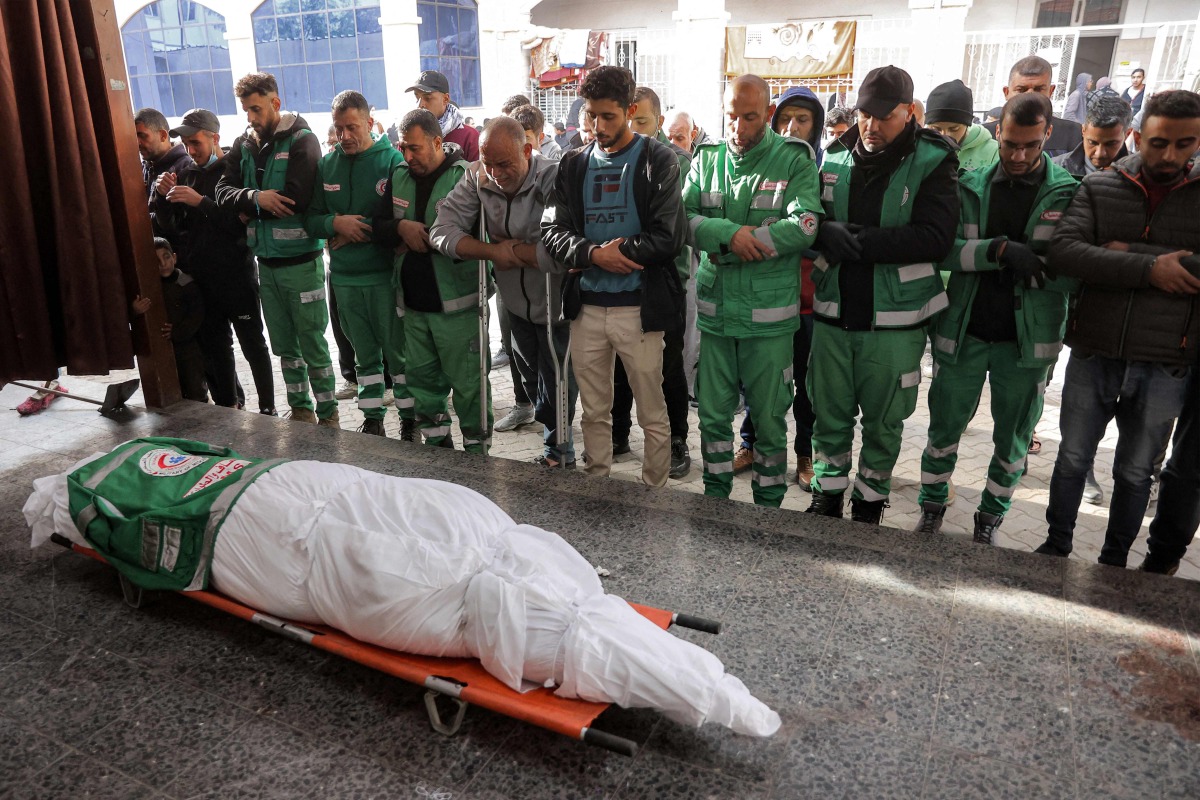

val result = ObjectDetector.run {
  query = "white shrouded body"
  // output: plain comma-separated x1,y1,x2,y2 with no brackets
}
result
25,457,780,737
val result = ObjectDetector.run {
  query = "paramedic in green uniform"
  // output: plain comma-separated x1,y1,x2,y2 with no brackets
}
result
373,109,490,453
216,72,337,426
305,90,411,439
915,92,1078,543
684,74,823,506
806,66,961,524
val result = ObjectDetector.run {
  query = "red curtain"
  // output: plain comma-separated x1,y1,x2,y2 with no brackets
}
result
0,0,135,383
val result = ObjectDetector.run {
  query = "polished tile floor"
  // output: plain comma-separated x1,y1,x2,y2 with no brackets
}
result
0,386,1197,798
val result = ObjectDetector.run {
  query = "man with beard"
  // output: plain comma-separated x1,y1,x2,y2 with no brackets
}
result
805,66,960,524
1038,89,1200,568
136,107,192,241
1054,94,1132,179
684,75,822,506
541,66,686,487
373,110,489,453
216,73,336,427
983,56,1083,158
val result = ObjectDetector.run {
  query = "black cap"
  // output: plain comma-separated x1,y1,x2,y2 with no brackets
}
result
406,70,450,95
855,66,914,118
925,79,974,126
169,108,219,137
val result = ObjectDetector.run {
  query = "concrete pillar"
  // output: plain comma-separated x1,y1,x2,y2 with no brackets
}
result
672,0,729,136
222,7,258,83
476,0,532,117
379,0,423,116
906,0,974,104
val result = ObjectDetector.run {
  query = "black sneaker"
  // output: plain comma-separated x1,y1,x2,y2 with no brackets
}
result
850,498,888,525
1137,553,1180,576
358,418,386,437
1034,538,1071,557
973,511,1002,545
805,492,844,518
400,418,417,443
259,408,278,416
669,436,691,478
914,501,946,535
612,436,631,455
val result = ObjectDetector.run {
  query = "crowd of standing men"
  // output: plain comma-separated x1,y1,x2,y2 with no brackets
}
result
134,56,1200,576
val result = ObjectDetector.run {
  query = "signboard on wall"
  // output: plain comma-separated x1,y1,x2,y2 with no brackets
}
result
725,21,856,79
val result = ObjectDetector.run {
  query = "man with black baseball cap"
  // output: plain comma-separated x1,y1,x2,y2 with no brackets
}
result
805,65,960,525
407,69,479,160
154,107,277,416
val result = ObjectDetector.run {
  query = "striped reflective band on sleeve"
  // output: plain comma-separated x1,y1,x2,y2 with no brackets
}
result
299,288,326,304
896,262,935,283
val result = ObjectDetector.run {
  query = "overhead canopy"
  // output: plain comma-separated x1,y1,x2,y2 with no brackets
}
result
725,21,856,80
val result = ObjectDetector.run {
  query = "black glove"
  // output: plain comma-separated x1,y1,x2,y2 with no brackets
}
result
999,240,1044,283
815,221,863,265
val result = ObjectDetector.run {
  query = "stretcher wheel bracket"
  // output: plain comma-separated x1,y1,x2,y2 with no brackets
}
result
424,684,469,736
118,574,144,609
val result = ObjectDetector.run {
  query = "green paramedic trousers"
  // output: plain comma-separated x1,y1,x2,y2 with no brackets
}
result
698,331,795,507
920,336,1046,516
405,308,492,454
808,324,927,501
258,256,337,419
333,284,414,421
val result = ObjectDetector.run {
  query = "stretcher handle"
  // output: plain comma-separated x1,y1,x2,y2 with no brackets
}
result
672,613,723,635
581,727,638,757
50,533,74,549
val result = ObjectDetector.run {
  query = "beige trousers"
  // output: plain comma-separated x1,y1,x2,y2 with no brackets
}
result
570,304,669,487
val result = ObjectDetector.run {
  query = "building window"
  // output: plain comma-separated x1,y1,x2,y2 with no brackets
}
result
121,0,235,117
252,0,387,113
1037,0,1123,27
418,0,481,108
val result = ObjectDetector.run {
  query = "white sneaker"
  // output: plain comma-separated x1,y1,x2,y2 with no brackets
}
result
494,403,535,431
335,380,358,400
382,388,395,407
1082,471,1104,505
921,351,936,379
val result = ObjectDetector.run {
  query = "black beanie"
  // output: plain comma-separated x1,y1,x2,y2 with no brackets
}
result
926,79,974,126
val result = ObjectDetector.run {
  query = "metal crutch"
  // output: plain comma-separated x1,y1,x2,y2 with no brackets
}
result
546,273,572,469
477,215,491,446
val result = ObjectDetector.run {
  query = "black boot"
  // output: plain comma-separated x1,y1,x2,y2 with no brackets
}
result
850,498,888,525
1033,535,1071,557
358,418,386,437
1137,553,1180,576
913,501,946,535
400,418,416,443
973,511,1002,545
805,491,844,518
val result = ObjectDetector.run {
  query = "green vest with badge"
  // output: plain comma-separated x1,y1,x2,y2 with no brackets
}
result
685,128,823,339
933,155,1079,368
240,127,324,259
66,438,284,591
815,132,954,328
390,154,480,315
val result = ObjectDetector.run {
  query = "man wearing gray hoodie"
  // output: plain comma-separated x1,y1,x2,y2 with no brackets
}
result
430,117,577,467
1063,72,1093,124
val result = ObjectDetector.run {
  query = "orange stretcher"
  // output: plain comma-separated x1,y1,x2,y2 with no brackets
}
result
51,534,722,756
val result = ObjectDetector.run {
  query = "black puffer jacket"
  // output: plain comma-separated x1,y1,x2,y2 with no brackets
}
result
1049,154,1200,365
541,135,687,331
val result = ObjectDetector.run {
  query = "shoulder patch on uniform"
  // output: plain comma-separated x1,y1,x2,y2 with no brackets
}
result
376,178,388,196
800,211,818,236
274,151,289,160
323,183,340,192
1040,210,1063,222
139,449,206,477
393,196,410,208
822,172,838,184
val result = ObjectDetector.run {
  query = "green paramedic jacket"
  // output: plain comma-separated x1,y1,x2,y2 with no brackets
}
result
933,155,1080,368
684,128,823,339
239,119,325,260
390,150,481,315
66,438,284,591
306,133,406,287
816,131,955,328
